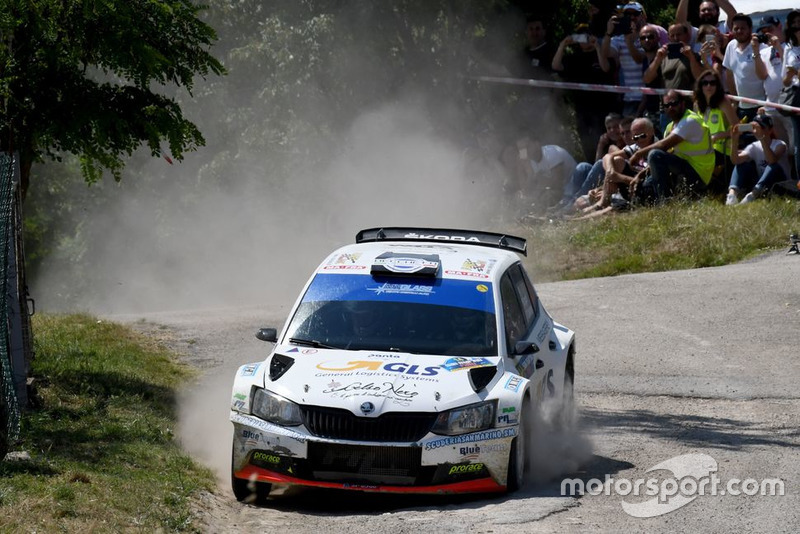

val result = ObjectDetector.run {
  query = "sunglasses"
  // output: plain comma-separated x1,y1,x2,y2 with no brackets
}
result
663,100,681,108
700,79,718,87
633,133,647,140
639,34,656,40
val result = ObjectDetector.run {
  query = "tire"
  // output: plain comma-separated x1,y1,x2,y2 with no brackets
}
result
507,399,529,492
558,349,576,430
231,445,271,505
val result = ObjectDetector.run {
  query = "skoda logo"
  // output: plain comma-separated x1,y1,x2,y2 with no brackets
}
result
360,402,375,414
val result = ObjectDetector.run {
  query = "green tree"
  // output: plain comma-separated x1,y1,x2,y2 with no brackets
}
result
0,0,224,200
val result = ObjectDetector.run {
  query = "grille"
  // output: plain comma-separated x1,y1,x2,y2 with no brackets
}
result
307,442,422,482
301,405,436,442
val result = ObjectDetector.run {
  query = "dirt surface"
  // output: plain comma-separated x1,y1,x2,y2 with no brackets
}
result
112,251,800,533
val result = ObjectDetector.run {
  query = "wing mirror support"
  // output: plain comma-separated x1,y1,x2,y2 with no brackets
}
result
513,341,540,357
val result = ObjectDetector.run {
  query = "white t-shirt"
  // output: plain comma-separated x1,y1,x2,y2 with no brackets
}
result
527,144,577,185
785,45,800,86
741,138,791,178
723,40,768,107
670,114,705,144
761,43,789,106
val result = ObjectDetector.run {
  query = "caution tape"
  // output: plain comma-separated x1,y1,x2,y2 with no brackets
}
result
473,75,800,115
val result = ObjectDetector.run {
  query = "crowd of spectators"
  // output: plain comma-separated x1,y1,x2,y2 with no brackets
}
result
504,0,800,219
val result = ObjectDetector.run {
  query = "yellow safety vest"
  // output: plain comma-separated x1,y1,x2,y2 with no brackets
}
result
665,110,716,184
702,107,731,156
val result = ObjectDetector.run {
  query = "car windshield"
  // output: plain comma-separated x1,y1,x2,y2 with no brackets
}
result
283,273,498,356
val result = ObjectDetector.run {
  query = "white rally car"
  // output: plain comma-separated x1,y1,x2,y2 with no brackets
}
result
230,227,575,503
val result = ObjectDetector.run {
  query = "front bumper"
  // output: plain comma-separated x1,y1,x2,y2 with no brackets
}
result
231,412,517,494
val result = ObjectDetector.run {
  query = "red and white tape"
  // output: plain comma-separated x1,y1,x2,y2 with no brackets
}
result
473,75,800,115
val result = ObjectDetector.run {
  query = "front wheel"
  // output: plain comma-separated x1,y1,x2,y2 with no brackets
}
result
231,445,271,505
506,400,530,492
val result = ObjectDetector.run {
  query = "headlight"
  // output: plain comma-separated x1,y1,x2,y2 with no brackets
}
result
251,388,303,426
431,400,496,436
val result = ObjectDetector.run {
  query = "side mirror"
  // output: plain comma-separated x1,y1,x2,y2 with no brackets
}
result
255,328,278,343
513,341,540,356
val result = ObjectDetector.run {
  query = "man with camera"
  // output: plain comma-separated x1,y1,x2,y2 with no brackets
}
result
601,2,667,117
755,16,791,149
676,0,738,43
723,13,768,126
644,22,703,133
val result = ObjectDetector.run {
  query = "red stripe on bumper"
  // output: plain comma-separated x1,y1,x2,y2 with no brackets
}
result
233,465,506,494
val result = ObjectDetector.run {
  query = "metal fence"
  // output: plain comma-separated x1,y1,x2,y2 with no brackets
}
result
0,152,30,459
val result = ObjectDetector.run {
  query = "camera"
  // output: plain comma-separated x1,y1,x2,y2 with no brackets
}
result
737,124,754,133
757,33,771,44
611,15,631,36
667,43,683,59
571,33,589,44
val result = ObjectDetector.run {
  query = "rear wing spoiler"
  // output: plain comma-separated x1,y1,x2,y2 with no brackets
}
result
356,227,527,256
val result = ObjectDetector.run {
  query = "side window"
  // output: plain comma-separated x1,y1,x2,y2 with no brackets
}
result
500,272,526,353
509,264,536,328
520,267,540,322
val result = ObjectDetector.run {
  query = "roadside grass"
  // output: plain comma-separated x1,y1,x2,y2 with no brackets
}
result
0,314,216,532
515,197,800,282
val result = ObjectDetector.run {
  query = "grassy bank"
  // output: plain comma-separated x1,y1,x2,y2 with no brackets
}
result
0,314,215,532
515,197,800,282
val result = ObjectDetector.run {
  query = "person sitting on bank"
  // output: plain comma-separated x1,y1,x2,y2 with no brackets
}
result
726,114,790,205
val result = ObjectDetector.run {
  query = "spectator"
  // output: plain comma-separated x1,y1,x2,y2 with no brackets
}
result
644,22,703,132
694,69,738,193
601,2,667,117
697,24,728,88
629,90,715,202
504,133,577,214
583,117,658,212
639,24,664,130
520,14,557,79
555,116,637,215
782,10,800,180
594,112,624,161
723,13,768,125
726,114,790,204
552,24,615,161
676,0,738,42
755,16,791,149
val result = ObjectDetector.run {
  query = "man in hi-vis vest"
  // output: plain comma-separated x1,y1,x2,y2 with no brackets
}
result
628,89,714,202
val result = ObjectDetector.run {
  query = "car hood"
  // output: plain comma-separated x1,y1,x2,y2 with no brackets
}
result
267,346,501,415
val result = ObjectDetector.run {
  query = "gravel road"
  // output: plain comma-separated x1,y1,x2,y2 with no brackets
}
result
113,251,800,533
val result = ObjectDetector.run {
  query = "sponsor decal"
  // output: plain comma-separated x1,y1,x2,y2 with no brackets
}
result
449,463,485,475
301,348,318,354
497,413,518,425
243,430,261,448
373,256,439,274
424,428,517,450
251,451,281,464
343,483,379,490
333,253,361,264
459,444,509,458
321,264,367,271
241,363,260,377
286,347,300,353
444,270,489,279
516,354,535,377
504,376,523,392
502,406,516,413
323,380,419,406
233,400,245,410
476,284,489,293
403,232,481,242
317,360,440,376
536,321,550,343
233,393,247,401
441,357,493,372
367,282,435,296
462,258,497,275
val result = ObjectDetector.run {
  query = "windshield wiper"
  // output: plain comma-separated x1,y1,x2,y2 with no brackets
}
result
288,337,339,350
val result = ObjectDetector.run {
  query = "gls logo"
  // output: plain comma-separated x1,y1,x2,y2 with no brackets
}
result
317,360,440,376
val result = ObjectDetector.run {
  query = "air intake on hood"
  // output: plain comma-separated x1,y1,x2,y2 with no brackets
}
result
468,365,497,392
269,354,294,381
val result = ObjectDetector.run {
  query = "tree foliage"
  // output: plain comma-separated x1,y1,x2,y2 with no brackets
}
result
0,0,224,198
